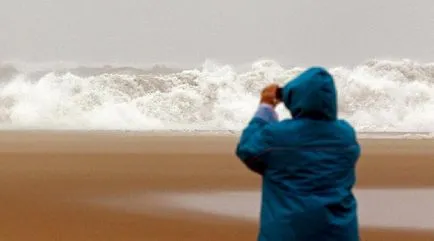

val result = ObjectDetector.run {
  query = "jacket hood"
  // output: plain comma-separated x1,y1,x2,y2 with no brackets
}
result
281,67,337,120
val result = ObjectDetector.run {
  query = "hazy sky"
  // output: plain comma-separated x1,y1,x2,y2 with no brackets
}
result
1,0,433,67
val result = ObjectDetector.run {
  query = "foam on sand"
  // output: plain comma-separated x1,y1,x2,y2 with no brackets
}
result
93,188,434,231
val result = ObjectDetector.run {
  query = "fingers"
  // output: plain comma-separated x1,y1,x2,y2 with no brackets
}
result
262,84,279,92
260,84,280,107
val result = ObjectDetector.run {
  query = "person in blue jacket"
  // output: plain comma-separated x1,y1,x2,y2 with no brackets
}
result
236,67,361,241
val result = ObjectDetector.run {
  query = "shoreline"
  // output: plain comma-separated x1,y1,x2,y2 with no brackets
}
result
0,130,433,154
0,129,431,139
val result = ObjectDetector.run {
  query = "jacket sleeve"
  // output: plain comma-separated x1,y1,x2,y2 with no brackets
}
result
235,104,278,175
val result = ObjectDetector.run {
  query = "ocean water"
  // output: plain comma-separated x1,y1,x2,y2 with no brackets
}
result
93,189,434,230
0,59,433,135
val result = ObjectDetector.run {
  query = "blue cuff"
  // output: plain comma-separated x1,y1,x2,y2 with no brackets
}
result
254,104,279,123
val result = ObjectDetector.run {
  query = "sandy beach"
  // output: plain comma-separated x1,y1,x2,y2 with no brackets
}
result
0,131,433,241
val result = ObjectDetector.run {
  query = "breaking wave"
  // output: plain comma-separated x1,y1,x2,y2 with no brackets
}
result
0,59,433,133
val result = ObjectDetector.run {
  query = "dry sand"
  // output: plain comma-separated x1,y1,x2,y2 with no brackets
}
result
0,131,433,241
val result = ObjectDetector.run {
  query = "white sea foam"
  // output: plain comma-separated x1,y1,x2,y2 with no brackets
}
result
0,59,433,134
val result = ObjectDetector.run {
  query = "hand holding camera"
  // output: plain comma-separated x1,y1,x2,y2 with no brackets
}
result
260,84,282,108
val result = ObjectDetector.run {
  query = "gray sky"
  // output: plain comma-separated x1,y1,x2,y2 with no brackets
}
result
1,0,433,67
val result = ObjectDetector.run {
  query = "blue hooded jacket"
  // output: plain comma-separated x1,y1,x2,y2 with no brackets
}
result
236,67,361,241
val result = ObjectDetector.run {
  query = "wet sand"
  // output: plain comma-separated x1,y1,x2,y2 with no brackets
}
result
0,131,433,241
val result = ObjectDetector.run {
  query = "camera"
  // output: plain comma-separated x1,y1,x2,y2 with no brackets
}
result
275,87,283,101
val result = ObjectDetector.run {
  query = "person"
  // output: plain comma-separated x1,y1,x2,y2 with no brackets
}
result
235,67,361,241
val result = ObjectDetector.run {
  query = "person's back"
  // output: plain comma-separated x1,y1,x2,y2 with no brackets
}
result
235,67,360,241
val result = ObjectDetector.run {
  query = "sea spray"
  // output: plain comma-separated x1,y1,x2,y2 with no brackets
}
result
0,59,433,133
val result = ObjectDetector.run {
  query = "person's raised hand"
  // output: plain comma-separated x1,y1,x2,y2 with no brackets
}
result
260,84,280,107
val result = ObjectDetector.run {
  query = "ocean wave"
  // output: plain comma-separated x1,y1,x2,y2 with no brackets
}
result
0,59,433,133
